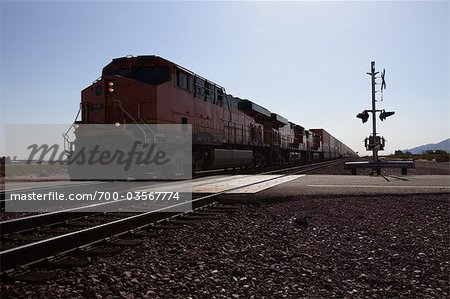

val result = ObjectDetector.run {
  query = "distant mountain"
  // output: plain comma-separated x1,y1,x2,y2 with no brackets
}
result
404,138,450,154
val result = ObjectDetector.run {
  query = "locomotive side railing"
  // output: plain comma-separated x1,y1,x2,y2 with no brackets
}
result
112,99,149,145
62,104,82,157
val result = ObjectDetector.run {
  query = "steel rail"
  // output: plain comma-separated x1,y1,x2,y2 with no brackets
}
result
0,171,301,272
262,159,342,175
1,160,337,235
1,160,337,272
0,178,199,233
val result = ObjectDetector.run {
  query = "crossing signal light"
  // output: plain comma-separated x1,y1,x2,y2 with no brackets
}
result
356,111,369,123
379,110,395,121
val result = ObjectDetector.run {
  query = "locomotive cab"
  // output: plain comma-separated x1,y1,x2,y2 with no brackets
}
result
80,56,174,125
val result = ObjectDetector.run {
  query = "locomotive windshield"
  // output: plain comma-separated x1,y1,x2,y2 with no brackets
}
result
103,66,169,85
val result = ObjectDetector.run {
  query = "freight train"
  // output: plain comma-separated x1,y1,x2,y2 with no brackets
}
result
68,55,355,176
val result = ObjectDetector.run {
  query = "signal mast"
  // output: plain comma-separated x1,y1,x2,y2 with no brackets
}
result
345,61,414,175
356,61,395,162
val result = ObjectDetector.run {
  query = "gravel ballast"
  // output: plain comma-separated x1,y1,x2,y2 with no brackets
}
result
1,160,449,297
2,193,449,298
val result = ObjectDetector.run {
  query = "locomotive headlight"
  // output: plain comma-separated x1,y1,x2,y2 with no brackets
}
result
115,122,121,127
107,81,115,93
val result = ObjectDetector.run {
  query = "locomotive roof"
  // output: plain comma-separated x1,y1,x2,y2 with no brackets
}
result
106,55,225,91
238,99,271,118
271,113,289,126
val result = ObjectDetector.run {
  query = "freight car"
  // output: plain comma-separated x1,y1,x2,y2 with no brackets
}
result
68,55,355,176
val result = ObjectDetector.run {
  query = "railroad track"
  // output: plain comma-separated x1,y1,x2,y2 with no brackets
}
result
0,159,338,281
261,159,342,175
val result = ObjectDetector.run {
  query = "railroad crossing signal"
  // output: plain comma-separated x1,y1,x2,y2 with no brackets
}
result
346,61,414,175
356,61,396,162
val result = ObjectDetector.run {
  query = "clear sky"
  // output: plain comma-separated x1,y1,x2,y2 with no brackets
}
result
1,1,448,156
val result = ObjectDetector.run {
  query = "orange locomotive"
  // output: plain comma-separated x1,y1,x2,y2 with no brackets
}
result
74,55,354,171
